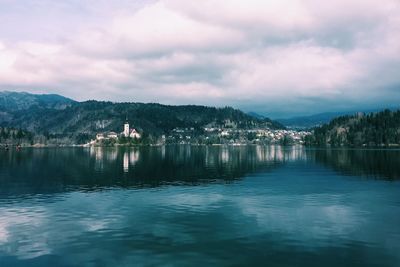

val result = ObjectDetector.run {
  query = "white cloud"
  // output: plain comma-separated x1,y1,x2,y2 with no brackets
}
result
224,43,360,99
166,0,314,33
237,195,363,243
0,0,399,115
71,1,245,58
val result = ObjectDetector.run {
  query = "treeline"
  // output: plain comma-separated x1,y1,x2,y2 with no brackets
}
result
0,127,34,145
94,134,156,147
305,109,400,146
1,93,285,145
0,127,93,146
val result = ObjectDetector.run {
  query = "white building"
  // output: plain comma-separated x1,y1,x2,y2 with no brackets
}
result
130,129,141,139
123,120,141,139
220,130,230,137
124,121,130,137
107,132,118,139
96,132,118,140
96,133,105,140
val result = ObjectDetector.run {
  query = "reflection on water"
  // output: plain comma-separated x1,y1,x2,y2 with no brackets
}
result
0,146,311,198
122,150,140,173
312,148,400,180
0,146,399,267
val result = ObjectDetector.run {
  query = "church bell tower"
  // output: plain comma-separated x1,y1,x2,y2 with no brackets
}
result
124,118,129,137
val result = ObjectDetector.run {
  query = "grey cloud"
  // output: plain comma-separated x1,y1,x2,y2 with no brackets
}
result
0,0,399,116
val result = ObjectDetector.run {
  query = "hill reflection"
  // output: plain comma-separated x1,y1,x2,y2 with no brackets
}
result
0,146,306,197
312,148,400,180
1,146,398,199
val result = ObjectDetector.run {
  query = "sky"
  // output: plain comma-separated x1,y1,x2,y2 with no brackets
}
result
0,0,399,118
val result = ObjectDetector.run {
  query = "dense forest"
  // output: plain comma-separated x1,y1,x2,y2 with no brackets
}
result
0,91,284,145
0,127,35,146
305,109,400,146
4,91,399,147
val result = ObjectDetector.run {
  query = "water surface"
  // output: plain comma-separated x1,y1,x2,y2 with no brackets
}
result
0,146,399,266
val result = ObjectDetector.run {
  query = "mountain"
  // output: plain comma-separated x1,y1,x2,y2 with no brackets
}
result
277,109,393,129
305,109,400,146
0,92,284,144
277,112,346,128
247,112,266,119
0,91,75,111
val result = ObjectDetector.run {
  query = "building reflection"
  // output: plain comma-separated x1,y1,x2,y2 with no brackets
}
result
123,152,129,173
1,146,398,199
123,150,140,172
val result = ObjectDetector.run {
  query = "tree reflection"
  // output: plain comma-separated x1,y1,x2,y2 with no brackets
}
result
0,146,307,197
1,146,398,200
312,149,400,180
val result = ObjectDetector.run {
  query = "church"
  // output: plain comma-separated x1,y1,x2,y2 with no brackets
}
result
123,120,141,139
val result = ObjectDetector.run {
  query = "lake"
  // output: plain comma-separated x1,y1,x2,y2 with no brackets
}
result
0,146,399,266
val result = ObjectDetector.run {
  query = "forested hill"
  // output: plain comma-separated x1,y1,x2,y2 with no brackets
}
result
0,92,284,144
0,91,75,111
305,109,400,146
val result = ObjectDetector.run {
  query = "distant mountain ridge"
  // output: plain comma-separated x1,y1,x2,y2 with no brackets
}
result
277,109,397,128
0,91,75,111
247,112,266,120
0,91,284,144
277,112,350,128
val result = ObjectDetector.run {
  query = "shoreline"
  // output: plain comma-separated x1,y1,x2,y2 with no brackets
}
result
1,143,400,150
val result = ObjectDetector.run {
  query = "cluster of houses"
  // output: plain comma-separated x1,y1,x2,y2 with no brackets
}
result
90,120,310,146
95,121,141,142
249,129,311,143
167,127,311,145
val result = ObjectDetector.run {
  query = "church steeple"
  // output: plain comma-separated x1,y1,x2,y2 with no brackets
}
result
124,116,129,137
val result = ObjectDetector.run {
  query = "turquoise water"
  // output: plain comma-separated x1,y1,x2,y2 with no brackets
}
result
0,146,399,266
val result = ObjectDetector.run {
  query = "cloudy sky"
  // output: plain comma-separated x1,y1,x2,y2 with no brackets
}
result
0,0,399,117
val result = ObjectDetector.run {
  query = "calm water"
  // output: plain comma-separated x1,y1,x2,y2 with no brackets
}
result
0,146,399,267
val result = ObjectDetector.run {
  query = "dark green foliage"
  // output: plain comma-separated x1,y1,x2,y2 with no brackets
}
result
306,109,400,147
0,127,34,145
0,91,74,111
0,92,284,144
314,149,400,180
75,133,92,144
247,132,257,141
280,135,294,146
